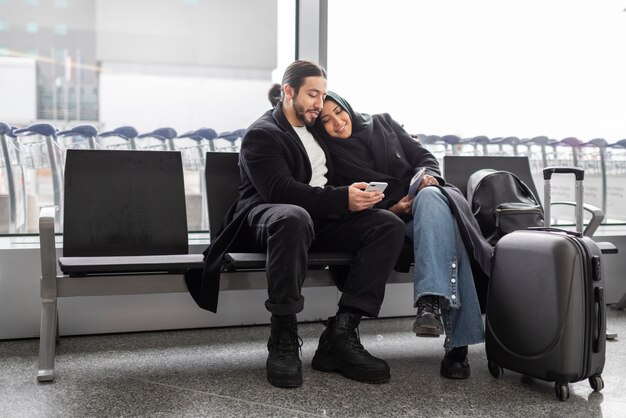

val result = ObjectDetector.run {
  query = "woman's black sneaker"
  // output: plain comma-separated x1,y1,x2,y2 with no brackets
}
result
440,346,470,379
413,295,444,337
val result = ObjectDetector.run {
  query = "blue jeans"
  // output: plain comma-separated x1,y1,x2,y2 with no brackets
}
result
405,187,484,350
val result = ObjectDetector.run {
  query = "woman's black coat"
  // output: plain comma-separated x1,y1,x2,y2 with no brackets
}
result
319,111,493,309
185,104,351,312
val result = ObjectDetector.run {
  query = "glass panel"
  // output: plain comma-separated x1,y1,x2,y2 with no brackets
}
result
327,0,626,226
0,0,292,235
606,145,626,223
53,23,67,35
25,22,38,33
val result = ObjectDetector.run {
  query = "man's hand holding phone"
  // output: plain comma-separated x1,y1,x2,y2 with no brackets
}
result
364,181,388,193
348,181,387,211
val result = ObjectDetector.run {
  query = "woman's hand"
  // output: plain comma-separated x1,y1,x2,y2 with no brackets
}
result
390,176,437,215
419,175,439,191
389,195,414,216
348,182,384,212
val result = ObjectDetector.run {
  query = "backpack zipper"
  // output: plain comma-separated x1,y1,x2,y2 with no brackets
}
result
495,207,543,227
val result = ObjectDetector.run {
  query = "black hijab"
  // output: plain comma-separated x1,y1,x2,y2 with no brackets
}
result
314,92,412,203
318,91,374,142
314,92,378,169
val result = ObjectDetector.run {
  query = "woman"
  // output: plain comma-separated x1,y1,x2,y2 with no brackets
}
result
314,92,493,379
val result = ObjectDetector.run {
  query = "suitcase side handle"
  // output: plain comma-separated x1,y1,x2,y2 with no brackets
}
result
543,166,585,181
593,287,605,354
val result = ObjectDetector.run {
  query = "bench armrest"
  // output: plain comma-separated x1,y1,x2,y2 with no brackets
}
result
550,201,604,237
596,241,618,255
39,207,58,288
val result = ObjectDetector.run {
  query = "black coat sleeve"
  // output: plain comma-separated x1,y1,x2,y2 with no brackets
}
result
240,126,350,218
383,114,443,183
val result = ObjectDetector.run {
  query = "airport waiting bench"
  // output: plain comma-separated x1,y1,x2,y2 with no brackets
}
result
37,149,358,382
38,151,618,382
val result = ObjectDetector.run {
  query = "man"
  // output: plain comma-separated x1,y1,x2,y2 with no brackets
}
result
187,60,405,388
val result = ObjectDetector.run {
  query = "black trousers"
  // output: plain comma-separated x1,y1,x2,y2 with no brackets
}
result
241,204,406,317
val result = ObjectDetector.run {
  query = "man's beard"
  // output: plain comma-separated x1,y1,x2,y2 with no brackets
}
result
293,100,315,126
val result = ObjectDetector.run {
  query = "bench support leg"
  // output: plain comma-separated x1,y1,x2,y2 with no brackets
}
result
38,206,59,382
38,297,57,382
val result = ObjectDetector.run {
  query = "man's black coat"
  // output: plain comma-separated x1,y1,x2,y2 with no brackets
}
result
185,104,351,312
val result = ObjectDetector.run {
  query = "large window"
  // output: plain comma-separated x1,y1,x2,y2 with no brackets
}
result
0,0,293,234
2,1,625,234
326,0,626,224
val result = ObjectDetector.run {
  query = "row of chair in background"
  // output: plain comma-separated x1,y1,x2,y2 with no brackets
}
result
0,122,246,233
2,122,626,234
416,134,626,219
417,134,626,162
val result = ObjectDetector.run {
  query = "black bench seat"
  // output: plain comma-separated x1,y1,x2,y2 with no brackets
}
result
59,254,205,276
223,252,354,271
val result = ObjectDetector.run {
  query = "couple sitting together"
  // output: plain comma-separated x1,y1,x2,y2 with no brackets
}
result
185,60,492,388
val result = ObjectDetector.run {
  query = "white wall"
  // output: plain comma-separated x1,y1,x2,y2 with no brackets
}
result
326,0,626,142
0,58,36,124
95,0,277,69
99,65,272,133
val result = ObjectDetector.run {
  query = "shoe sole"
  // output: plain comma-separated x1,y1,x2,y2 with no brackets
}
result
267,372,303,388
413,321,444,337
440,366,471,379
311,351,390,384
415,332,441,338
266,362,303,388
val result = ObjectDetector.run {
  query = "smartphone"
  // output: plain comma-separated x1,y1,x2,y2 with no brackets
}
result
407,167,427,199
364,181,388,193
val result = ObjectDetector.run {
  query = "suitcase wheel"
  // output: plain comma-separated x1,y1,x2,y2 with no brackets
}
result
555,383,570,401
487,360,503,379
589,375,604,392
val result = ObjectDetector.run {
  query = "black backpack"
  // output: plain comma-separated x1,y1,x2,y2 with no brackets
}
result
467,169,544,246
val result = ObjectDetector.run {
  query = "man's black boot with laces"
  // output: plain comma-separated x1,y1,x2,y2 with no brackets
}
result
311,311,390,383
266,314,302,388
413,294,444,337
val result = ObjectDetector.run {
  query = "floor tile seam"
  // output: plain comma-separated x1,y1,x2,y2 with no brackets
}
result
129,378,325,417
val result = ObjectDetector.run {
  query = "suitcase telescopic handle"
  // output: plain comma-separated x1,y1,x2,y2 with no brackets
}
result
542,166,584,233
543,166,585,181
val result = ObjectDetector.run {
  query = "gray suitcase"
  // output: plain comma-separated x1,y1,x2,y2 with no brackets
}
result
486,166,606,401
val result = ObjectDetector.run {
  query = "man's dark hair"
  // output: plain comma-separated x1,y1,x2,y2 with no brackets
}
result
282,60,327,96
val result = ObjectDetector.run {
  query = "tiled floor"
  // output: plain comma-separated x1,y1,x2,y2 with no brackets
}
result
1,309,625,417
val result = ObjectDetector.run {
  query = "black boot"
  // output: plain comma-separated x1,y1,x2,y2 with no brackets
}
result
266,314,302,388
413,295,444,337
440,346,470,379
311,311,390,384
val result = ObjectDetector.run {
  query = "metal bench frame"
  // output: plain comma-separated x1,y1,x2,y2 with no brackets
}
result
40,152,618,383
37,149,205,382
